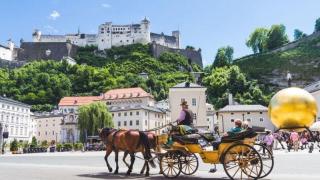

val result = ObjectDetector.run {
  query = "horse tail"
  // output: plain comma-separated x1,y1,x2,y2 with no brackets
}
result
139,131,156,168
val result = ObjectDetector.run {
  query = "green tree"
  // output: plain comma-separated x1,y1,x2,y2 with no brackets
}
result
203,65,268,109
186,45,195,50
315,17,320,32
294,29,307,40
30,136,38,148
246,28,269,53
212,46,234,68
10,139,18,152
78,102,113,143
266,24,289,50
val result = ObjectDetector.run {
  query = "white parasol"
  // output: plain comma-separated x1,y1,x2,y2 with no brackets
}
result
310,121,320,131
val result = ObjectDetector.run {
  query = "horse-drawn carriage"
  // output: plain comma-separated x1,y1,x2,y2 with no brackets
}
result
156,127,273,179
100,87,318,180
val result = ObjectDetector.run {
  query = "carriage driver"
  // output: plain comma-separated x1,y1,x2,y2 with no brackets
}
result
177,101,194,126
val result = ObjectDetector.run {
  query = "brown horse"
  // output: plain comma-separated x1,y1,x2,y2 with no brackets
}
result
99,128,156,176
122,131,159,174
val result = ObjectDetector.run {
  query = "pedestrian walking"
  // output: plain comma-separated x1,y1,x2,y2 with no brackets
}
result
263,130,274,154
290,130,299,152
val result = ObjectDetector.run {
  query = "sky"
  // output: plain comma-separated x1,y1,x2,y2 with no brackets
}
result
1,0,320,66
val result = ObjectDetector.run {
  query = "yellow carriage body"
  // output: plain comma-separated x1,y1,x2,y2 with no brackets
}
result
157,133,256,164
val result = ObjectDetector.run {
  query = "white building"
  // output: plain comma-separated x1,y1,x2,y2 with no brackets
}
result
0,40,15,60
0,96,31,142
103,87,169,134
169,82,207,128
34,113,63,143
305,81,320,121
217,104,275,133
32,18,180,50
206,103,216,131
58,96,101,143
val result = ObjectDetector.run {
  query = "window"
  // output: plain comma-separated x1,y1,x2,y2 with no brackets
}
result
145,120,147,126
260,112,263,114
45,131,47,135
155,122,157,127
118,121,121,127
247,112,250,114
207,118,209,121
124,121,127,126
130,112,133,116
136,111,139,115
53,131,55,135
136,120,139,126
193,113,197,120
260,118,264,122
192,98,196,106
231,112,234,115
231,119,234,122
124,112,127,116
112,113,114,117
181,98,185,103
145,112,147,116
130,120,132,126
118,113,121,117
247,118,251,122
20,127,23,135
38,132,40,136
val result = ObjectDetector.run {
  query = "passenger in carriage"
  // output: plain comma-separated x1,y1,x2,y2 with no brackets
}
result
225,119,243,137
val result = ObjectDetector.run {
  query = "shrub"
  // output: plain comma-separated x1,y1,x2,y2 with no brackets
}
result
74,143,84,151
40,140,49,148
56,144,62,152
63,143,73,151
10,139,18,152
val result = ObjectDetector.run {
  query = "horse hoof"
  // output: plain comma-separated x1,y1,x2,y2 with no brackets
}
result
145,173,150,177
114,170,119,174
140,171,144,175
126,172,131,176
108,168,113,172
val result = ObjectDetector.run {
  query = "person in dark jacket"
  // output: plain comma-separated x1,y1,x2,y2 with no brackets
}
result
177,101,194,126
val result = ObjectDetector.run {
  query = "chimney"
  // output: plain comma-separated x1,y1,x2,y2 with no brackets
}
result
228,93,233,105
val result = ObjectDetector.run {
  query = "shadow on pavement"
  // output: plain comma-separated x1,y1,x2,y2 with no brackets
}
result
77,172,228,180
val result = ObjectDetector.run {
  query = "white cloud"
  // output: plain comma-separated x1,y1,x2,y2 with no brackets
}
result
101,3,111,8
44,25,59,34
49,10,60,20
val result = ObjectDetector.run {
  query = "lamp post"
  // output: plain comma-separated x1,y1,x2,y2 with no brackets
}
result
0,123,3,154
287,71,292,87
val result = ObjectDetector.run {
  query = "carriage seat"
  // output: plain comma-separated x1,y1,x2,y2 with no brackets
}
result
172,134,201,144
221,129,257,143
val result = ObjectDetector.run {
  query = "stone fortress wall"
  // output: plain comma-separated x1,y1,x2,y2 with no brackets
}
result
151,42,203,68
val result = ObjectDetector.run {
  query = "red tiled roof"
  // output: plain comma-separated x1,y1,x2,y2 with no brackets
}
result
58,96,101,106
103,87,153,100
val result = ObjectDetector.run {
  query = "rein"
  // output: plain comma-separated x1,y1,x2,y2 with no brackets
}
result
142,121,178,132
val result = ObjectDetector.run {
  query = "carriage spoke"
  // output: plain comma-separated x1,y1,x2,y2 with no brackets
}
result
232,167,241,178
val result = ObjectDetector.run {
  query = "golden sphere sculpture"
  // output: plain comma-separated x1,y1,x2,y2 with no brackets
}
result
268,87,318,129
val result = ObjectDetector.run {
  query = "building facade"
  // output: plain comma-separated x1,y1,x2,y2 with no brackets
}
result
0,41,15,61
217,105,275,133
169,82,207,128
32,18,179,50
206,103,216,131
34,114,63,143
58,96,101,143
103,87,169,134
0,97,31,142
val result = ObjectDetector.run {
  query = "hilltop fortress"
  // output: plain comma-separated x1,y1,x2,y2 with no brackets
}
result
32,18,180,50
0,18,202,68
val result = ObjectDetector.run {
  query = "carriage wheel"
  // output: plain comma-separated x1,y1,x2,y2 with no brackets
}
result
160,151,182,178
180,153,199,175
222,143,263,180
253,143,274,178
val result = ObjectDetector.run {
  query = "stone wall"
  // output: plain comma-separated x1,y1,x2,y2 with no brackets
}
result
0,59,26,69
150,42,203,68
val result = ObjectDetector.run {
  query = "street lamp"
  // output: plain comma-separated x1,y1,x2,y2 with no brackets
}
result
287,71,292,87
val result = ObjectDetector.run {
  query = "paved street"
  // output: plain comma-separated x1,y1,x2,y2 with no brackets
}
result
1,150,320,180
